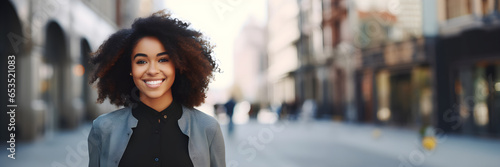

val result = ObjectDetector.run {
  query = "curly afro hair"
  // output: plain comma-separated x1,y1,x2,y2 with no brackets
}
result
89,10,219,108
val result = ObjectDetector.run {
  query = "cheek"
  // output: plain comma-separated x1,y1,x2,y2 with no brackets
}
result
164,64,176,76
131,64,145,76
169,66,176,76
131,67,145,86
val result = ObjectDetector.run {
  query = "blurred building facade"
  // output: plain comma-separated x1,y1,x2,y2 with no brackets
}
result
233,17,267,105
297,0,332,118
429,0,500,135
351,0,428,128
261,0,500,137
266,0,301,109
341,0,500,136
321,0,350,120
0,0,160,142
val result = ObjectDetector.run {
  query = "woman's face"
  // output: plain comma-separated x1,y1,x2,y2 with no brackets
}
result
131,36,175,102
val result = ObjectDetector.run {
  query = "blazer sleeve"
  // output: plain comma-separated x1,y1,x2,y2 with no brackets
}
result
209,123,226,167
88,121,101,167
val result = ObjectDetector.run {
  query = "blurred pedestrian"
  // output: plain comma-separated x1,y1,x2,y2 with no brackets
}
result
224,97,236,136
279,101,289,120
300,99,317,123
87,10,225,167
289,100,299,121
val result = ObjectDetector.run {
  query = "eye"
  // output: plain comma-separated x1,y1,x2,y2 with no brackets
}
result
136,60,147,64
159,58,169,63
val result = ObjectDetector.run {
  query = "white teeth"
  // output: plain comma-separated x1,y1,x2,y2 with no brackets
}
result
145,80,163,85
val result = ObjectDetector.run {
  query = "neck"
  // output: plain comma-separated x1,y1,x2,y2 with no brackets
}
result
139,93,173,112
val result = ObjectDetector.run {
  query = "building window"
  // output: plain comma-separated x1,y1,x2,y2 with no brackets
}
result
498,0,500,11
481,0,497,16
446,0,471,19
333,20,340,47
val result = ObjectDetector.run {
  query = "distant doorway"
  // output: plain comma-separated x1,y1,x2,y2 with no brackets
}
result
42,22,69,132
390,72,412,126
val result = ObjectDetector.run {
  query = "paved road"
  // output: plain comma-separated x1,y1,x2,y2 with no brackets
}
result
1,120,500,167
1,125,91,167
224,121,400,167
223,120,500,167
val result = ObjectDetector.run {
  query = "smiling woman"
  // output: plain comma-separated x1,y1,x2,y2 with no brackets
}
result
87,10,225,167
131,36,176,111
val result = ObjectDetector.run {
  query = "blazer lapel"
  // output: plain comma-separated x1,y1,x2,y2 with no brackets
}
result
109,107,138,167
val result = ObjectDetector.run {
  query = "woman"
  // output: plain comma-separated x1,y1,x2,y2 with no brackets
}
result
87,11,225,167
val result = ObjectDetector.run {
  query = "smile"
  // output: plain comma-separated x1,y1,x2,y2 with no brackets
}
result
144,79,165,88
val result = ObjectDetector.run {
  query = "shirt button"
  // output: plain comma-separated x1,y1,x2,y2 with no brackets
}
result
154,157,159,161
164,115,167,119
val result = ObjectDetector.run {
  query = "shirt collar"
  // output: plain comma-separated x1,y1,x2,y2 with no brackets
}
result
133,100,183,123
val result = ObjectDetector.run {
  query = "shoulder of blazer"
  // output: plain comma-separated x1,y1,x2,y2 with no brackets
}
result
184,106,220,128
91,107,132,133
180,106,221,139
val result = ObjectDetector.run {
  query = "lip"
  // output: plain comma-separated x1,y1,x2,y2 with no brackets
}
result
143,79,165,88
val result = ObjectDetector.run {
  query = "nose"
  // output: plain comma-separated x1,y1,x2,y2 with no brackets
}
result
147,62,160,75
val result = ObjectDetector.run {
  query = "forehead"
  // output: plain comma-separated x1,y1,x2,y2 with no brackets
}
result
132,36,167,54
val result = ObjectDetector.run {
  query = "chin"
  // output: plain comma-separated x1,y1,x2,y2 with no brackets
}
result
140,88,171,100
143,93,165,99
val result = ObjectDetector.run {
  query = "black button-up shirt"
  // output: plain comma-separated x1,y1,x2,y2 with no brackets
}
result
118,100,193,167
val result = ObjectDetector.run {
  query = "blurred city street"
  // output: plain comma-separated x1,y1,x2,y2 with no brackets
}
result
2,119,500,167
0,123,91,167
2,0,500,166
224,120,500,167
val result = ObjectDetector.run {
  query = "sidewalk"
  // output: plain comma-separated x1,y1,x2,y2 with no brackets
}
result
1,120,499,167
222,120,500,167
0,123,91,167
327,122,500,167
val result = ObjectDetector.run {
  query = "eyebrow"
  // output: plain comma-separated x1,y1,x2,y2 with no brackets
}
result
133,52,169,59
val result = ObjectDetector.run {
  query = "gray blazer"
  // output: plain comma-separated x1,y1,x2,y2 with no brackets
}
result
87,106,226,167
